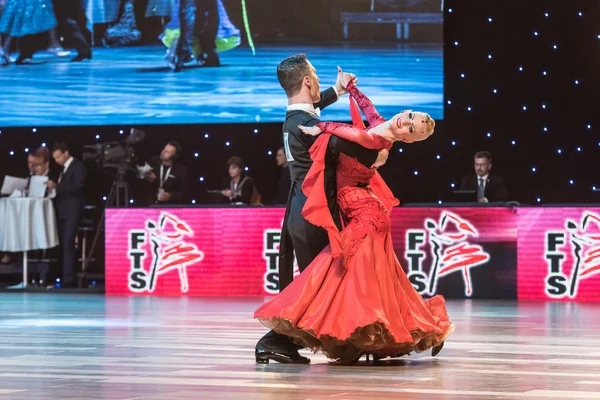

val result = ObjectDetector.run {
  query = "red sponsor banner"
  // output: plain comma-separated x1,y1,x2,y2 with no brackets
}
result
517,208,600,302
105,207,517,298
391,208,517,299
105,208,288,296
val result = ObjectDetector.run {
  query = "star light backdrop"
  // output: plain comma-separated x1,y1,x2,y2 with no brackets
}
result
0,0,598,209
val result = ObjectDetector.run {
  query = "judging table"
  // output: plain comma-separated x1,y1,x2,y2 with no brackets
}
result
0,197,59,288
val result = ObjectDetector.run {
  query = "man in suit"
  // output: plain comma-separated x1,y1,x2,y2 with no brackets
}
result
47,142,86,288
255,54,389,364
143,141,188,205
273,147,291,205
459,151,509,203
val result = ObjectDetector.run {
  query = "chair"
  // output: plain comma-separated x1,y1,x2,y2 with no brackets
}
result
76,205,104,288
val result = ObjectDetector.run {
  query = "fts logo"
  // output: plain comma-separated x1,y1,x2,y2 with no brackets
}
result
263,228,299,294
128,212,204,293
545,211,600,298
405,211,490,297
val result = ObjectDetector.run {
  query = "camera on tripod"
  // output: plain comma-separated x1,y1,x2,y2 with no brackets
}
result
82,128,145,179
81,129,146,278
82,128,145,208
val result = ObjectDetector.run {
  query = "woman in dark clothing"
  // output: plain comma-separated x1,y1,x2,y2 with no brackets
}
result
221,156,257,205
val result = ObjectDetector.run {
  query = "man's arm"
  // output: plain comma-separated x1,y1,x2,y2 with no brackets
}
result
313,86,339,111
143,156,159,183
314,67,357,111
328,136,379,168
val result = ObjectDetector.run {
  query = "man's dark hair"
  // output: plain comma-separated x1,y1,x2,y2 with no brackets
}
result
52,141,70,154
227,156,245,170
474,151,492,162
277,53,310,97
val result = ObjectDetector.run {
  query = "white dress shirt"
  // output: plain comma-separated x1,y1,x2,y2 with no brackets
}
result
59,157,74,183
478,174,489,191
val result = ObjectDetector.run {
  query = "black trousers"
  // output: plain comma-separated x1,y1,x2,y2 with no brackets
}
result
52,0,91,54
177,0,218,58
54,208,81,285
256,183,332,351
286,185,329,271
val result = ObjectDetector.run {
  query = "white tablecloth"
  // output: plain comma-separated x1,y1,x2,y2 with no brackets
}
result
0,198,59,252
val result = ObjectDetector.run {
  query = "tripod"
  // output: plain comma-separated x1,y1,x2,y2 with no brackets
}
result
79,171,131,287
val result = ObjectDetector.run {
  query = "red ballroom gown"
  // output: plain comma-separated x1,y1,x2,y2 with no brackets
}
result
254,82,454,361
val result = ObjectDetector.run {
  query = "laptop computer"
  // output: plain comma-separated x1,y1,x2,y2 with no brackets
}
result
452,190,477,202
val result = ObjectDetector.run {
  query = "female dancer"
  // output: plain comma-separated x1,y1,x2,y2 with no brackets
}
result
0,0,66,65
254,79,454,365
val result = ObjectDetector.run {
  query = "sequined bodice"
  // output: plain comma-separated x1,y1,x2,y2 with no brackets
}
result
336,134,392,189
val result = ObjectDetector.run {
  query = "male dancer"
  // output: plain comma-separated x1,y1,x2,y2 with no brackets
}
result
255,54,389,364
53,0,91,62
169,0,219,72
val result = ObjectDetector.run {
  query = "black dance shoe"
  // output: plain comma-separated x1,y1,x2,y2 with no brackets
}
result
366,353,386,362
203,50,220,67
431,341,444,357
71,51,92,62
255,348,310,364
15,53,33,65
168,52,196,72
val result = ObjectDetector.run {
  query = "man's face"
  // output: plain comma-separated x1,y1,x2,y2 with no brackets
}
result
27,154,36,173
276,149,287,166
474,157,491,177
52,150,69,166
305,61,321,103
34,160,49,176
161,144,177,162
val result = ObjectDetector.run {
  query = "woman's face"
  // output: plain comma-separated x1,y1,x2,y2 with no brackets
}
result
229,164,242,178
390,110,433,143
33,159,48,176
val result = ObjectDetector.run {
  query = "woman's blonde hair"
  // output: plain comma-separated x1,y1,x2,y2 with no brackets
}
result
422,112,435,135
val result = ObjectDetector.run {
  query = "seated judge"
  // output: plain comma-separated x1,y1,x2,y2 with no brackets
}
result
143,141,188,205
1,152,39,264
26,152,37,177
221,156,257,205
29,148,60,196
460,151,509,203
1,148,58,265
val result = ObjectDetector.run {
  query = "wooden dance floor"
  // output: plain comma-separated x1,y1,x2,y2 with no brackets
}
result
1,294,600,399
